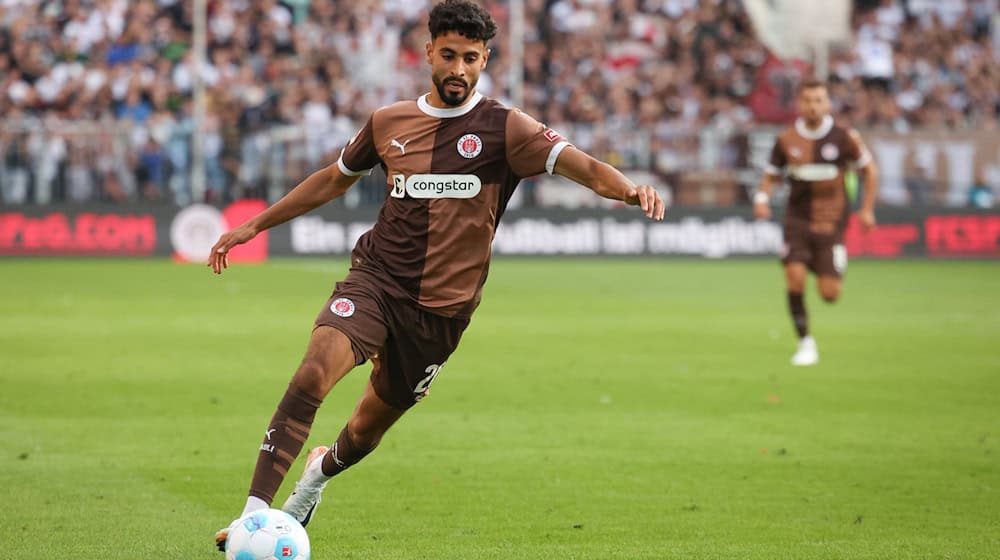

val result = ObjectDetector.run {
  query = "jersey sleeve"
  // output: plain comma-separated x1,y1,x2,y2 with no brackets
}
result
337,114,381,176
505,109,571,178
764,137,786,176
845,128,873,168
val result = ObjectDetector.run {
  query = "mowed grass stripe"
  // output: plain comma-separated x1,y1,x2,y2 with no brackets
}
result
0,258,997,558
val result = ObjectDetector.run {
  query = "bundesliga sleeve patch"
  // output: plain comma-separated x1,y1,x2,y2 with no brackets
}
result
543,128,560,142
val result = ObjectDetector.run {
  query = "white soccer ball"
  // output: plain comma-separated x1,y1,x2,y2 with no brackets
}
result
225,508,311,560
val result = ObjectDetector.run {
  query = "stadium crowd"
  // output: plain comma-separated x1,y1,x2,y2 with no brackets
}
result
0,0,998,205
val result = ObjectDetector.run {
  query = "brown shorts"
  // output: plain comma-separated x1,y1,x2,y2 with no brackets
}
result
314,268,469,410
781,222,848,278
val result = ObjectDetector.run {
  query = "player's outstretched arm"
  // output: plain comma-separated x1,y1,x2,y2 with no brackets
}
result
858,159,879,231
208,164,360,274
754,173,779,221
552,146,665,221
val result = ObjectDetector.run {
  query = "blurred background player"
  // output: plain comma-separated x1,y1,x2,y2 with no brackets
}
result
207,0,665,550
754,80,879,366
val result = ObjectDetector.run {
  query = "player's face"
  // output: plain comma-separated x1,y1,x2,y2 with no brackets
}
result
426,32,489,107
798,86,832,124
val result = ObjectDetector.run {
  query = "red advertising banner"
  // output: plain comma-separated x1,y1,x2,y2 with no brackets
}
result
844,215,920,257
1,204,998,259
0,211,156,256
924,215,1000,257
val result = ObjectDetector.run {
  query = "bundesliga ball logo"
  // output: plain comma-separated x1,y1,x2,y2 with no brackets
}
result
457,134,483,159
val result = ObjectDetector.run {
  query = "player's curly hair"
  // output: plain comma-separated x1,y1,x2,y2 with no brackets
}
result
428,0,497,44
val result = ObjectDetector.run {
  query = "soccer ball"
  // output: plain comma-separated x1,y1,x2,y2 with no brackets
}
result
225,508,311,560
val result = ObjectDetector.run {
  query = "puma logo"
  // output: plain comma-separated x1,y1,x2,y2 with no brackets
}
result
390,138,410,155
265,428,276,441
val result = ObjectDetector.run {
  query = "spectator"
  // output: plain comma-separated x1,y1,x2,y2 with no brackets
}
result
969,174,996,208
0,0,996,205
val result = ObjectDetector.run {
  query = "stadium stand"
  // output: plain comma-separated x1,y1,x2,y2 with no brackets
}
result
0,0,997,205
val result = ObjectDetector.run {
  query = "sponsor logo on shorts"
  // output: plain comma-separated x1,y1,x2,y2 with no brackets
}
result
404,174,482,199
457,134,483,158
331,297,356,317
821,143,840,161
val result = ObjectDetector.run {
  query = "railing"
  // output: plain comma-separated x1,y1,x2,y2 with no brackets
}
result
1,118,996,209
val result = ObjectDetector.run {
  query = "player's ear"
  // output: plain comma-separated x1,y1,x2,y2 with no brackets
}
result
482,47,490,68
425,41,434,64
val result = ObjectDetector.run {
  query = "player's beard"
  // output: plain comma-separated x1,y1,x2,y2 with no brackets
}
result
433,75,474,106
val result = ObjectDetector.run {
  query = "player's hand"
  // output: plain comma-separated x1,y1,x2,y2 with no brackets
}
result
207,225,258,274
753,202,771,221
625,185,666,221
858,208,876,231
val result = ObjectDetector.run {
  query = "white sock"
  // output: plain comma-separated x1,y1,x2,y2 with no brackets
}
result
303,452,333,485
241,496,269,517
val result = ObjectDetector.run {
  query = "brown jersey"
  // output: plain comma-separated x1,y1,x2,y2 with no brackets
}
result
766,116,872,237
337,92,571,319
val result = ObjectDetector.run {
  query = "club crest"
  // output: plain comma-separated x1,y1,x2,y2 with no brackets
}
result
457,134,483,159
331,297,355,317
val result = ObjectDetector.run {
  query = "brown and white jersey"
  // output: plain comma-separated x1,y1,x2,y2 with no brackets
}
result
766,115,872,236
338,91,571,319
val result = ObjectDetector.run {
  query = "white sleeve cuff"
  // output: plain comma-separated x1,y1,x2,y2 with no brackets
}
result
763,163,783,176
545,141,571,175
337,152,374,177
852,150,873,169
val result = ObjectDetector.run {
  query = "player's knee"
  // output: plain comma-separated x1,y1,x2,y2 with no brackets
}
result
292,357,333,397
820,286,841,303
785,274,806,293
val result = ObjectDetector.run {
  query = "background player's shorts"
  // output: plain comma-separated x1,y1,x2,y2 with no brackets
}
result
314,268,469,410
781,222,848,278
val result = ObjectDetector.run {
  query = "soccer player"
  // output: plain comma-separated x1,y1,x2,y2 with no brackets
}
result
754,80,879,366
209,0,665,549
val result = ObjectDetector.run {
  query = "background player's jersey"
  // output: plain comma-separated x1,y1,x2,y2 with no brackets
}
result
338,92,570,319
766,115,872,237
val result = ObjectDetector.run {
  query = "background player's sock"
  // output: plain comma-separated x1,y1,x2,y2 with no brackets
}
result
788,291,809,338
248,383,322,504
320,426,376,477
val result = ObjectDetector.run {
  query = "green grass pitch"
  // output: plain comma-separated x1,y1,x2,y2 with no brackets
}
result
1,258,998,559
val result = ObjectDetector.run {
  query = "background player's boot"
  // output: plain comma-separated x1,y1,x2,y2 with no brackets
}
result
282,446,330,527
791,336,819,366
214,518,240,552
